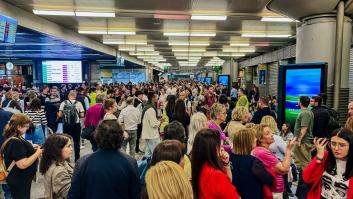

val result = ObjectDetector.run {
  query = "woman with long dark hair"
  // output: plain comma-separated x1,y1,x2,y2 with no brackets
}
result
173,99,190,141
191,128,240,199
303,128,353,199
40,134,73,199
165,95,176,121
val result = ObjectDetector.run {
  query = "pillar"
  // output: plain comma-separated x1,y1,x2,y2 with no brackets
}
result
296,14,352,123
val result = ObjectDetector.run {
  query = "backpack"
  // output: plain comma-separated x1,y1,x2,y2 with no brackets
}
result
327,108,341,133
0,137,18,181
62,100,79,125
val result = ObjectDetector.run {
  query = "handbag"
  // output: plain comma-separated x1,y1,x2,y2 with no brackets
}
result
81,125,95,140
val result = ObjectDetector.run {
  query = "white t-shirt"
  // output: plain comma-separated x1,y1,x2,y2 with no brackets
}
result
321,159,349,198
59,100,85,124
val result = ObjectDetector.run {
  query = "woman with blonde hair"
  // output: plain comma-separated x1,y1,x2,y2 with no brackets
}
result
2,113,43,199
226,106,249,141
229,128,274,199
187,112,208,155
345,117,353,131
145,161,193,199
251,124,295,198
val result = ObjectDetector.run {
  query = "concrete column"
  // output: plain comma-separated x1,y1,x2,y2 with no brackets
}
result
296,14,352,123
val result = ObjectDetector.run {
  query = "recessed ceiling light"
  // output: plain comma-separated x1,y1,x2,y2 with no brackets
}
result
230,43,250,46
241,33,291,38
33,10,75,16
108,31,136,35
261,17,296,22
191,15,227,21
75,11,115,17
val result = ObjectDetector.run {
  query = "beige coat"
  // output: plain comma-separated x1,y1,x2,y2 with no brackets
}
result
44,161,73,199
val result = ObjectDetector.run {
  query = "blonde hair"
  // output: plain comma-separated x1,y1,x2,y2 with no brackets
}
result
245,123,256,129
232,106,249,122
210,103,225,120
345,117,353,132
188,112,207,147
253,124,269,146
233,128,256,155
146,161,193,199
260,116,277,132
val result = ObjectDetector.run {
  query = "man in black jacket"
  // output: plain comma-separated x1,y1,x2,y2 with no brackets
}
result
251,96,276,124
310,96,330,138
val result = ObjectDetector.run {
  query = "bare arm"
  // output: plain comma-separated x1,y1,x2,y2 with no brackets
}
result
16,148,42,169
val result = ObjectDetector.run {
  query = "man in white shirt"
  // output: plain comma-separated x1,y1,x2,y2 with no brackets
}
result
118,97,141,158
141,91,162,157
58,91,84,161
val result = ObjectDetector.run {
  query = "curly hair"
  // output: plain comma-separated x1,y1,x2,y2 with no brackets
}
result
39,134,72,174
4,113,32,139
94,119,124,150
210,103,225,120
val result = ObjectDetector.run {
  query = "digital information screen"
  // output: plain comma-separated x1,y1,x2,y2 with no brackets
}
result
205,77,212,84
42,60,82,83
218,75,230,86
0,15,17,43
284,68,322,125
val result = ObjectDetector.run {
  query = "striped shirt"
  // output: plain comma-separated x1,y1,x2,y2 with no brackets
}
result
25,109,48,125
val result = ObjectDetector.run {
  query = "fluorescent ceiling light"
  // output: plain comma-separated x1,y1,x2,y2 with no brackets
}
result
172,49,206,52
190,33,216,37
191,15,227,21
75,11,115,17
108,31,136,35
261,17,296,22
169,42,209,46
103,41,124,44
130,52,159,56
222,49,255,53
79,30,107,34
33,10,75,16
164,32,190,36
144,59,166,62
241,33,291,38
230,43,250,46
125,41,147,45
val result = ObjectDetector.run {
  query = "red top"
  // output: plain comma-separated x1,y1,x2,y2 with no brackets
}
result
303,151,353,199
199,163,240,199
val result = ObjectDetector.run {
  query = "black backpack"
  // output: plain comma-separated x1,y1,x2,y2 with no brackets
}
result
62,100,79,125
327,107,341,133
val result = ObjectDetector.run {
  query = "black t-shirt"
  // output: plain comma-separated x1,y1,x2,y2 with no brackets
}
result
4,137,38,181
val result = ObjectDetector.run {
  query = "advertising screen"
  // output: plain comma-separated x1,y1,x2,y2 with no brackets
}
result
278,63,326,127
218,75,230,86
205,77,212,84
197,77,204,82
42,60,82,83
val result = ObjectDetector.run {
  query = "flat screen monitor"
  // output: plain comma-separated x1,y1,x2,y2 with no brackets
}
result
197,77,204,82
278,63,327,127
205,77,212,84
218,75,230,86
0,15,17,43
42,60,82,83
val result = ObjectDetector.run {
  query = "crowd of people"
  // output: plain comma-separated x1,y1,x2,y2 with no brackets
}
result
0,80,352,199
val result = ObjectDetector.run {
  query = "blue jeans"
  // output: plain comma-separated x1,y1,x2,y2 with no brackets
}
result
2,184,11,199
145,138,160,157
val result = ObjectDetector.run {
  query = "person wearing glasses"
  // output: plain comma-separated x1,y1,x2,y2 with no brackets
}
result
303,128,353,199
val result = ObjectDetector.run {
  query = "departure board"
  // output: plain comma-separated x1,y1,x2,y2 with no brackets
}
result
42,60,82,83
0,15,17,43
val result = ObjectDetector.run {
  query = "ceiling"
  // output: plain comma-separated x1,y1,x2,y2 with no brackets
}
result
0,26,115,60
5,0,297,69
